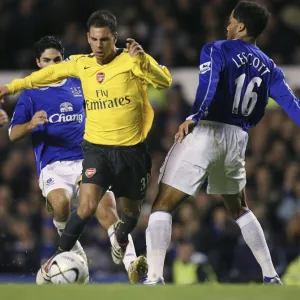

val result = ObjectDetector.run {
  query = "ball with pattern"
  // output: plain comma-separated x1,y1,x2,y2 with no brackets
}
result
49,252,89,284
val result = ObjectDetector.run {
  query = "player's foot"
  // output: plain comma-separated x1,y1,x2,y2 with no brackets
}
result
264,275,283,285
144,277,165,286
128,255,148,284
36,255,55,285
111,221,128,265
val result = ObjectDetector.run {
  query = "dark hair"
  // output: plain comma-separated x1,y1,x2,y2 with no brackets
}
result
34,36,64,59
233,1,270,38
87,10,117,33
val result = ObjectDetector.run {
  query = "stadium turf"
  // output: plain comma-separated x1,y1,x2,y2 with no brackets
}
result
1,284,299,300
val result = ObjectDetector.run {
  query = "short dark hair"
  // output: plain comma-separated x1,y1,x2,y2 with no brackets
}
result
233,1,270,38
87,10,117,33
34,36,64,59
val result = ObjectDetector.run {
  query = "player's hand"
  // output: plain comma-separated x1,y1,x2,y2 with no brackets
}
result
126,38,145,57
30,111,48,129
0,109,8,126
0,86,10,103
175,120,196,143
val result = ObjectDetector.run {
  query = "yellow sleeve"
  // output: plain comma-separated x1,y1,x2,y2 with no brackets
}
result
131,53,172,89
6,58,79,94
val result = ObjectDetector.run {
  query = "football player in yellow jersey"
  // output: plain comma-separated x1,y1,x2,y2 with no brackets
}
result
0,10,172,282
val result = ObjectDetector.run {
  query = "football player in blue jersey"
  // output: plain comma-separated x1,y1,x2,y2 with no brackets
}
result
9,36,147,284
0,108,8,126
144,1,300,285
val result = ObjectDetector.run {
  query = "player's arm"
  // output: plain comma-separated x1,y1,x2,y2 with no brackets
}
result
0,108,8,127
187,43,224,124
127,38,172,89
9,92,48,141
176,43,224,142
0,58,79,97
269,67,300,126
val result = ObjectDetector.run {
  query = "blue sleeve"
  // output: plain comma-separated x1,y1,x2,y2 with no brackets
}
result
10,91,33,129
269,67,300,126
187,42,225,123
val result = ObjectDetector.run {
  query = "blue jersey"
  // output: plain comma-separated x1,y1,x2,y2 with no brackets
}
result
189,40,300,130
10,78,85,176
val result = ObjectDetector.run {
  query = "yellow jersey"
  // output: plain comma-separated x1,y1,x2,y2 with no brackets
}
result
7,49,172,145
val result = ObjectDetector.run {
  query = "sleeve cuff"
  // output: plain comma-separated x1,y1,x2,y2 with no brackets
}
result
186,115,200,124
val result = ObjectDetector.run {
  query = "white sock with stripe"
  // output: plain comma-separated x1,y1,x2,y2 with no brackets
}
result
235,210,277,278
146,211,172,281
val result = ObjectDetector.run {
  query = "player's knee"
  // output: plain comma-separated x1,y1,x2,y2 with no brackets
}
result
78,199,98,219
121,197,142,218
151,194,175,213
123,205,141,218
48,194,71,222
53,210,69,222
98,192,117,213
151,183,188,213
228,206,248,219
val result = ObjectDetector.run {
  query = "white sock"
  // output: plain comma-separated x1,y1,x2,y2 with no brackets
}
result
108,224,137,272
146,212,172,281
235,210,277,278
53,219,84,253
123,235,137,272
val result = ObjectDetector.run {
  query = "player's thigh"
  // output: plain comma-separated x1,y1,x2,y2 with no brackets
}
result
152,182,190,213
208,127,248,195
39,163,73,218
39,162,74,198
159,139,209,198
70,159,84,201
79,143,114,217
114,146,152,201
78,183,106,218
81,140,114,190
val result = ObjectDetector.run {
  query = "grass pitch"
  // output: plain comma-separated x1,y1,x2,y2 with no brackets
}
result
1,284,300,300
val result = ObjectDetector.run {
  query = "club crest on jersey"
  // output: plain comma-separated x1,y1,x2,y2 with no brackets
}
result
85,168,96,178
46,178,55,186
70,85,83,97
60,102,73,113
199,62,211,74
96,72,105,84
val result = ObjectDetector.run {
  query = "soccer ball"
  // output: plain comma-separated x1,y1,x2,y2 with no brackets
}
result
49,252,89,284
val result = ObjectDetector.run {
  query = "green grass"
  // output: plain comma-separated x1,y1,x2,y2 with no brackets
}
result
1,284,300,300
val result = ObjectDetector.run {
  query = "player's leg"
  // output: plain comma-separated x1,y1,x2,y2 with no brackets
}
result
95,191,119,230
222,190,281,284
114,197,142,247
112,144,152,260
57,183,106,252
95,193,146,283
213,124,281,284
104,145,151,283
36,162,88,284
56,142,113,254
145,129,210,284
145,183,189,284
94,191,143,283
47,188,86,260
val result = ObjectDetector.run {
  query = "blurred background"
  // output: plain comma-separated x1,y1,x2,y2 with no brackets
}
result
1,0,300,284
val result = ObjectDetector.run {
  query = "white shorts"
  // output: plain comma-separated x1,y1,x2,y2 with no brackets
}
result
159,121,248,196
39,160,83,199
